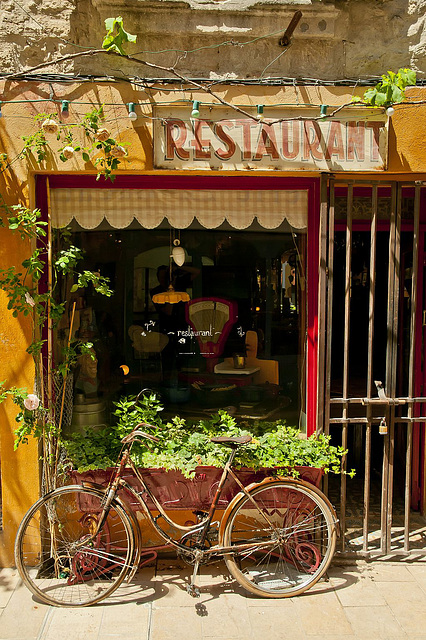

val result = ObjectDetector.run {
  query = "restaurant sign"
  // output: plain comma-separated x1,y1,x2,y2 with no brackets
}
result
153,108,387,171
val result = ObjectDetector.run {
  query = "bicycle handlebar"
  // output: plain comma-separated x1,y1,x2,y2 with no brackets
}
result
121,423,160,444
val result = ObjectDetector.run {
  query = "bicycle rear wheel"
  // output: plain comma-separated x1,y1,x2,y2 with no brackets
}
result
222,479,337,598
15,485,135,607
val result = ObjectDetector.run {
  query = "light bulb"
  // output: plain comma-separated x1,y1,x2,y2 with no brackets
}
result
386,106,395,117
257,105,264,121
191,100,200,119
172,245,185,266
320,104,328,121
128,102,137,121
61,100,69,114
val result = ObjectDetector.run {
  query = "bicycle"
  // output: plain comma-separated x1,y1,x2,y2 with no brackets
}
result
15,418,339,607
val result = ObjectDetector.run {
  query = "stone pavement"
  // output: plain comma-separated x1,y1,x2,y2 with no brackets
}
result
1,558,426,640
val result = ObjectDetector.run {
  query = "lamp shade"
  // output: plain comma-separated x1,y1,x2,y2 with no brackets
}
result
152,285,190,304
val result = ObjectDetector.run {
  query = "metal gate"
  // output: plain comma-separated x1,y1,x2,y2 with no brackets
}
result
317,177,426,557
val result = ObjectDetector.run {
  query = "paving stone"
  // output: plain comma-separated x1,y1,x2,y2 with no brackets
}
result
150,606,203,640
0,570,21,609
98,601,151,639
0,582,49,640
40,607,104,640
152,580,210,607
329,569,387,607
294,590,354,636
407,564,426,592
368,564,417,583
200,598,251,639
343,605,406,638
375,581,426,636
247,602,306,640
105,578,158,605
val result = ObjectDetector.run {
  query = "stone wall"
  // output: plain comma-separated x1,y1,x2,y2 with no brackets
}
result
0,0,425,81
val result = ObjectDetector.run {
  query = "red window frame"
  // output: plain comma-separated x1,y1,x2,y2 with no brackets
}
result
36,174,321,435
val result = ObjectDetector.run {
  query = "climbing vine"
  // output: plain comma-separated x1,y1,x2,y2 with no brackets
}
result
17,106,128,182
353,68,417,108
0,197,113,492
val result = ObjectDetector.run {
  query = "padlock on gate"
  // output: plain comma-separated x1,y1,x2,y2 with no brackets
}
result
379,417,388,435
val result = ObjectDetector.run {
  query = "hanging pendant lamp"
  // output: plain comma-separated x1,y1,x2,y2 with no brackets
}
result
172,239,185,266
152,234,190,304
152,285,190,304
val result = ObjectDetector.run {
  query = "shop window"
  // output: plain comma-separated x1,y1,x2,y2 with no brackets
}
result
55,225,307,432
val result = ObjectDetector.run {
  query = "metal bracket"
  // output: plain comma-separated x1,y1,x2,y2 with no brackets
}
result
279,11,303,47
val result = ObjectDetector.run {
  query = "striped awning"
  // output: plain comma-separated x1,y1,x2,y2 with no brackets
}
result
50,188,308,230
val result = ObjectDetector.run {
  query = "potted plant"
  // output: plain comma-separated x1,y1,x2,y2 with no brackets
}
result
65,392,351,512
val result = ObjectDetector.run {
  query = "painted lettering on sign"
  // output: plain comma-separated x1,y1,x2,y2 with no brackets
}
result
154,108,387,171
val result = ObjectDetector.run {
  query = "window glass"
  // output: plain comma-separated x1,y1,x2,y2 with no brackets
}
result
56,226,307,431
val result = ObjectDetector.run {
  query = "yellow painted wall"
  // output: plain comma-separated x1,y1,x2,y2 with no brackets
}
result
1,79,426,566
0,183,39,567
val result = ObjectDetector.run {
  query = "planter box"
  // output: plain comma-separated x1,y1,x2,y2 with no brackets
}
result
71,466,323,512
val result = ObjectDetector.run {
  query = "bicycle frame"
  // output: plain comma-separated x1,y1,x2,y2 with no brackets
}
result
90,443,281,563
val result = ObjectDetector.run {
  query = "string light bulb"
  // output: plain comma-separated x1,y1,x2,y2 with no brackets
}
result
386,106,395,117
191,100,200,118
257,105,264,121
320,104,328,120
61,100,69,114
128,103,137,121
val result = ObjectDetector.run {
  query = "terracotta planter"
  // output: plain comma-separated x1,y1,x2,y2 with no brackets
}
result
71,466,323,512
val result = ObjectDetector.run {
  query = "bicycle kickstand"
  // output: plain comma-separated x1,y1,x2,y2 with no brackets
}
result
186,550,202,598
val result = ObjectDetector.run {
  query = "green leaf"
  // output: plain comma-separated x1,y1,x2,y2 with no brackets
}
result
391,85,404,103
373,91,387,106
82,152,90,163
70,284,79,292
398,67,416,87
102,16,137,55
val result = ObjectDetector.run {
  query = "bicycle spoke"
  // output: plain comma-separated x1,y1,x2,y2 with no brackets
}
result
223,481,336,597
16,487,134,606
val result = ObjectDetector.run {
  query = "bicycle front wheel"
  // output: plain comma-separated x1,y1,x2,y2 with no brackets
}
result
222,479,337,598
15,485,135,607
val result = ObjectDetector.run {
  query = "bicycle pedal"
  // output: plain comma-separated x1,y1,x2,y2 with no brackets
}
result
186,583,200,598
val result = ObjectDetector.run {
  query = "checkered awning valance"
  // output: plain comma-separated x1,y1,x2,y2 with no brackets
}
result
50,188,308,230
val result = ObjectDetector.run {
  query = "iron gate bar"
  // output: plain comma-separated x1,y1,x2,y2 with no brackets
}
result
329,415,426,423
364,184,378,551
323,178,335,498
405,185,421,550
339,184,354,550
382,184,401,554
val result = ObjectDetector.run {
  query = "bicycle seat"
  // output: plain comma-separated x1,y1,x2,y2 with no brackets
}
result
210,435,252,447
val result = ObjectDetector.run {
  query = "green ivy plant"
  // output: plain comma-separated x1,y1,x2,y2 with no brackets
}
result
64,393,353,479
353,68,416,108
0,197,113,490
